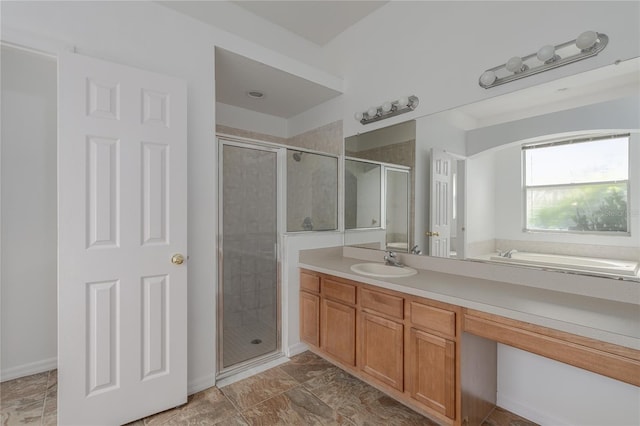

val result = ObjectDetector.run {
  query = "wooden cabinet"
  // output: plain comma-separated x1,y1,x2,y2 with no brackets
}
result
360,311,404,390
299,271,320,347
300,267,640,425
300,291,320,347
408,328,456,419
300,269,462,425
321,298,356,366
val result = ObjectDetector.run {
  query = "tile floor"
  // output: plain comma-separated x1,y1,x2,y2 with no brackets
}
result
1,351,537,426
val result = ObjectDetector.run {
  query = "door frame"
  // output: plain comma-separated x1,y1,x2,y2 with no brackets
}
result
216,136,285,378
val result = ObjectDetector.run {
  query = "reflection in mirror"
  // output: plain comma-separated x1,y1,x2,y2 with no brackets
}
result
286,149,338,232
345,159,381,230
344,57,640,281
344,121,416,252
385,168,410,252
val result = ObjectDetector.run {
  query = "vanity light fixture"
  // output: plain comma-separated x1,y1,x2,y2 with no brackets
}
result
479,31,608,89
355,95,419,125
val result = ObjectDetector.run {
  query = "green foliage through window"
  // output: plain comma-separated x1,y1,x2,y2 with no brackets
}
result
524,135,629,234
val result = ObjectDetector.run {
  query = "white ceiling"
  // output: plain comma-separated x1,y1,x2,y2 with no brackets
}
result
215,48,342,118
232,1,388,46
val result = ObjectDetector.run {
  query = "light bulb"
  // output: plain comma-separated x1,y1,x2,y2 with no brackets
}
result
367,107,378,118
537,45,556,62
479,70,497,86
354,111,363,121
505,56,524,73
396,97,408,108
576,31,598,50
381,101,393,113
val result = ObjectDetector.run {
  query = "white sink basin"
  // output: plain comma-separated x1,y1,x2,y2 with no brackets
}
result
350,263,417,278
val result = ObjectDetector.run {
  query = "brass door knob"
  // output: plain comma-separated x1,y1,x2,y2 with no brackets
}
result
171,254,185,265
425,231,440,237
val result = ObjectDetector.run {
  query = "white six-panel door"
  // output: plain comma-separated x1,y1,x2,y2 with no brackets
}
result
58,52,187,425
429,148,453,258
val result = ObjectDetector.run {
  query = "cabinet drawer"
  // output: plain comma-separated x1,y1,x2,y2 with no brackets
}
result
322,279,356,304
300,272,320,293
410,302,456,337
361,288,404,320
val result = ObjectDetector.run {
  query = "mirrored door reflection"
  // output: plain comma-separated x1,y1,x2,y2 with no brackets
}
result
220,142,279,371
385,168,410,252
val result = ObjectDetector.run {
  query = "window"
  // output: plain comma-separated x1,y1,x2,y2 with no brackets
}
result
523,135,629,234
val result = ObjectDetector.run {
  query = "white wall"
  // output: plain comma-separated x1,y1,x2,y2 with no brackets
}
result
466,96,640,155
216,102,288,138
497,344,640,426
323,1,640,138
1,0,341,392
287,95,344,138
1,46,58,379
3,1,640,423
465,152,496,247
158,0,328,73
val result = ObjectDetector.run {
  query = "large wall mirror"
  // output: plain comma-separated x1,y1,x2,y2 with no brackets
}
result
343,57,640,281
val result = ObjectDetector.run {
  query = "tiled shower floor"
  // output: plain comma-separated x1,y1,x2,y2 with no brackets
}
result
1,351,537,425
223,321,278,368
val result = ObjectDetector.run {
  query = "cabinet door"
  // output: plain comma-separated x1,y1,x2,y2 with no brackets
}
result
408,328,455,419
300,291,320,347
360,312,403,391
321,299,356,366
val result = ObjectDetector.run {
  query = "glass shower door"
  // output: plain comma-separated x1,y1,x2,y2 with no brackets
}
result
219,141,279,371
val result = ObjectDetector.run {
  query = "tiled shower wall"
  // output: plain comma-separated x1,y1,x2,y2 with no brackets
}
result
287,152,338,232
222,147,278,328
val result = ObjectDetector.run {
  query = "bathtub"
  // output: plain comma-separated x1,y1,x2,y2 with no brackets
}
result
489,251,640,277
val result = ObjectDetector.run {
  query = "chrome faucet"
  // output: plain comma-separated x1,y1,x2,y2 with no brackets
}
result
499,249,518,258
410,245,422,255
384,251,403,267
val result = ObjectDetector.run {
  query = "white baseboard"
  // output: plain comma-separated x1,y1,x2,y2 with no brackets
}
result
286,342,309,357
497,393,570,426
187,373,216,395
1,357,57,382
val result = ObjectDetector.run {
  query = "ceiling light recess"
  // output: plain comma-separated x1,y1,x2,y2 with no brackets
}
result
479,31,608,89
355,95,419,125
246,90,265,99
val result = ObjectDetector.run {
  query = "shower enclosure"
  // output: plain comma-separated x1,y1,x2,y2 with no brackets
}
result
218,140,280,373
217,139,338,375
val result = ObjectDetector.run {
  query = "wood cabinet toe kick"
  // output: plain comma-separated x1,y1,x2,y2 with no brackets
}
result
463,309,640,387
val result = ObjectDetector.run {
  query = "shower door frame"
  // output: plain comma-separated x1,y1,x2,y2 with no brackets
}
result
217,137,285,378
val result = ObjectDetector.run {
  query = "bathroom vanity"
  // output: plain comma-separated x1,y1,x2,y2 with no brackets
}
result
298,247,640,426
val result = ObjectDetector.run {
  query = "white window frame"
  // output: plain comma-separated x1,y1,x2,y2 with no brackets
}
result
522,134,631,236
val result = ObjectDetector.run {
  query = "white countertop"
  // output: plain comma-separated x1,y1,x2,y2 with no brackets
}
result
299,247,640,350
